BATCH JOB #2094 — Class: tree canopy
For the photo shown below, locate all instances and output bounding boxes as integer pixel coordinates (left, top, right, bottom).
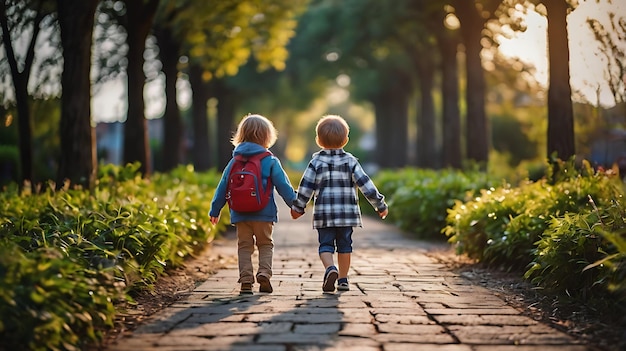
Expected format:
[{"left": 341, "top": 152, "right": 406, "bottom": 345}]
[{"left": 0, "top": 0, "right": 623, "bottom": 187}]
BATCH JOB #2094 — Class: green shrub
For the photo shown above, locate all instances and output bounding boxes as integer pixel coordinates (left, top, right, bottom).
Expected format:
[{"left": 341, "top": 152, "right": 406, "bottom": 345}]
[
  {"left": 374, "top": 168, "right": 496, "bottom": 239},
  {"left": 444, "top": 160, "right": 624, "bottom": 270},
  {"left": 526, "top": 197, "right": 626, "bottom": 300},
  {"left": 0, "top": 163, "right": 225, "bottom": 349},
  {"left": 0, "top": 241, "right": 121, "bottom": 351},
  {"left": 443, "top": 184, "right": 527, "bottom": 265},
  {"left": 444, "top": 158, "right": 626, "bottom": 302}
]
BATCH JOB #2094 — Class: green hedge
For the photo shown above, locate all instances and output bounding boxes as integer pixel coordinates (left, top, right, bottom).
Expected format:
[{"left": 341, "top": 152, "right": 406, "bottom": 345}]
[
  {"left": 0, "top": 163, "right": 226, "bottom": 350},
  {"left": 372, "top": 168, "right": 497, "bottom": 239},
  {"left": 375, "top": 161, "right": 625, "bottom": 302},
  {"left": 444, "top": 160, "right": 626, "bottom": 300}
]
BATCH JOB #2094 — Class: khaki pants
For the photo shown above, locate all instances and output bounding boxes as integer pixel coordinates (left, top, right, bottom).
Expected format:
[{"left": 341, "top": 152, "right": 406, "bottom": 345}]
[{"left": 235, "top": 221, "right": 274, "bottom": 284}]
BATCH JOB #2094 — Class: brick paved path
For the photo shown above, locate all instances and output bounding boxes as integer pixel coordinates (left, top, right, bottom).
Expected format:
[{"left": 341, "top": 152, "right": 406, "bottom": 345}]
[{"left": 106, "top": 208, "right": 596, "bottom": 351}]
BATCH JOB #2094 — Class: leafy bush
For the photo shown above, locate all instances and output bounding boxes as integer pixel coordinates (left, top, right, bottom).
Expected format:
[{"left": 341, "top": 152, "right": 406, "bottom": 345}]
[
  {"left": 0, "top": 163, "right": 225, "bottom": 350},
  {"left": 373, "top": 168, "right": 497, "bottom": 239},
  {"left": 526, "top": 197, "right": 626, "bottom": 300},
  {"left": 444, "top": 159, "right": 626, "bottom": 302},
  {"left": 444, "top": 160, "right": 624, "bottom": 270},
  {"left": 443, "top": 184, "right": 527, "bottom": 265},
  {"left": 0, "top": 241, "right": 121, "bottom": 351}
]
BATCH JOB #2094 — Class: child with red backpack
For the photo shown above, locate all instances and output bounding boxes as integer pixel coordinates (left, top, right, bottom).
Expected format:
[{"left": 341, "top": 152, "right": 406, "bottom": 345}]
[{"left": 210, "top": 114, "right": 296, "bottom": 295}]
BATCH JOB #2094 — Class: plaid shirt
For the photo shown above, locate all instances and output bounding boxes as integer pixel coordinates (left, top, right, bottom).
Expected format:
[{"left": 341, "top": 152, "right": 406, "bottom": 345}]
[{"left": 292, "top": 149, "right": 388, "bottom": 228}]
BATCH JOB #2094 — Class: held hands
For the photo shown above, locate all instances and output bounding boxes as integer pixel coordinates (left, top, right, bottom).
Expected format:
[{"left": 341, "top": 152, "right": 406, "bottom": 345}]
[
  {"left": 210, "top": 216, "right": 220, "bottom": 225},
  {"left": 378, "top": 208, "right": 389, "bottom": 220},
  {"left": 291, "top": 208, "right": 303, "bottom": 219}
]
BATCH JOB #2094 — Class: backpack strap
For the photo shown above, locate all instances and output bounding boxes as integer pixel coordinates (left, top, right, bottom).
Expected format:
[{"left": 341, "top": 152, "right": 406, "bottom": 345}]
[{"left": 258, "top": 151, "right": 273, "bottom": 194}]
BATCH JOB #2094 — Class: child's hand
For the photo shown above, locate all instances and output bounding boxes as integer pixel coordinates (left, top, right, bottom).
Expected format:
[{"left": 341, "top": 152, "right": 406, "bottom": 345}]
[
  {"left": 291, "top": 208, "right": 303, "bottom": 219},
  {"left": 378, "top": 208, "right": 388, "bottom": 220},
  {"left": 210, "top": 216, "right": 220, "bottom": 225}
]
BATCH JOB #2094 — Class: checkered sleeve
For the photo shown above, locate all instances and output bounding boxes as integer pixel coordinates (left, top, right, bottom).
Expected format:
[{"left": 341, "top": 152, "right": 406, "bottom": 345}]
[
  {"left": 292, "top": 160, "right": 318, "bottom": 213},
  {"left": 353, "top": 161, "right": 387, "bottom": 212}
]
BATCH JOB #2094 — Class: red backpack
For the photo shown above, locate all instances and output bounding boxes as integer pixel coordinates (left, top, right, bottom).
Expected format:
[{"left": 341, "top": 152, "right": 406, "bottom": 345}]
[{"left": 226, "top": 151, "right": 273, "bottom": 212}]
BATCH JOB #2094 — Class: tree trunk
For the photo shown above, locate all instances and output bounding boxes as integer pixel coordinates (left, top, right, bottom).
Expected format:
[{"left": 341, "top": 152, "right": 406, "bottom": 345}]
[
  {"left": 155, "top": 25, "right": 182, "bottom": 172},
  {"left": 214, "top": 79, "right": 237, "bottom": 169},
  {"left": 14, "top": 81, "right": 33, "bottom": 184},
  {"left": 0, "top": 2, "right": 45, "bottom": 186},
  {"left": 456, "top": 0, "right": 489, "bottom": 166},
  {"left": 372, "top": 72, "right": 410, "bottom": 169},
  {"left": 122, "top": 0, "right": 159, "bottom": 177},
  {"left": 56, "top": 0, "right": 98, "bottom": 188},
  {"left": 415, "top": 49, "right": 437, "bottom": 169},
  {"left": 437, "top": 26, "right": 462, "bottom": 169},
  {"left": 188, "top": 63, "right": 212, "bottom": 171},
  {"left": 544, "top": 0, "right": 575, "bottom": 161},
  {"left": 373, "top": 98, "right": 393, "bottom": 169}
]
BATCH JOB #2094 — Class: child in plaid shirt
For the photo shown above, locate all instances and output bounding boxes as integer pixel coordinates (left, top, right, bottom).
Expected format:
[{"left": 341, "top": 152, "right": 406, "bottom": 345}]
[{"left": 291, "top": 115, "right": 388, "bottom": 292}]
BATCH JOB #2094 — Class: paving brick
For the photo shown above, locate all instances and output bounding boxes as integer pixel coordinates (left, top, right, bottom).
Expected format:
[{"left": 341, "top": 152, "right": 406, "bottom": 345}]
[
  {"left": 374, "top": 313, "right": 433, "bottom": 324},
  {"left": 293, "top": 322, "right": 341, "bottom": 334},
  {"left": 374, "top": 332, "right": 457, "bottom": 344},
  {"left": 383, "top": 344, "right": 473, "bottom": 351},
  {"left": 433, "top": 314, "right": 539, "bottom": 326},
  {"left": 377, "top": 323, "right": 448, "bottom": 335},
  {"left": 473, "top": 345, "right": 593, "bottom": 351},
  {"left": 449, "top": 325, "right": 576, "bottom": 345},
  {"left": 256, "top": 333, "right": 333, "bottom": 344},
  {"left": 425, "top": 308, "right": 521, "bottom": 315},
  {"left": 339, "top": 323, "right": 377, "bottom": 336}
]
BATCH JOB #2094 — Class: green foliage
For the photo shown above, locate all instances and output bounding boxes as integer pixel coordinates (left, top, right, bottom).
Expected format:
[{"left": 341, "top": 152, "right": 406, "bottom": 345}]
[
  {"left": 0, "top": 163, "right": 225, "bottom": 350},
  {"left": 175, "top": 0, "right": 308, "bottom": 78},
  {"left": 526, "top": 197, "right": 626, "bottom": 300},
  {"left": 445, "top": 160, "right": 624, "bottom": 269},
  {"left": 444, "top": 158, "right": 626, "bottom": 302},
  {"left": 372, "top": 168, "right": 497, "bottom": 239},
  {"left": 0, "top": 241, "right": 120, "bottom": 351},
  {"left": 443, "top": 184, "right": 526, "bottom": 265}
]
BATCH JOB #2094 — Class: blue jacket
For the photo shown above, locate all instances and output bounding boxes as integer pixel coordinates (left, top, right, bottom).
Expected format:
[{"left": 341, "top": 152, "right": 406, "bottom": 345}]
[{"left": 210, "top": 142, "right": 296, "bottom": 223}]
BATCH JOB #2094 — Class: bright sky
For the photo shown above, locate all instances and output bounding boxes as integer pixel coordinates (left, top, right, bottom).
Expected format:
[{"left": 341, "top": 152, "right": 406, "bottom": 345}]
[
  {"left": 92, "top": 0, "right": 625, "bottom": 123},
  {"left": 497, "top": 0, "right": 625, "bottom": 107}
]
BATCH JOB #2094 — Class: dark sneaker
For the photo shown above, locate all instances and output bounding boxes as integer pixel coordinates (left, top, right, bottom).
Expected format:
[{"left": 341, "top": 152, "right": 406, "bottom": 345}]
[
  {"left": 337, "top": 278, "right": 349, "bottom": 291},
  {"left": 257, "top": 275, "right": 273, "bottom": 293},
  {"left": 322, "top": 266, "right": 338, "bottom": 292},
  {"left": 240, "top": 282, "right": 253, "bottom": 295}
]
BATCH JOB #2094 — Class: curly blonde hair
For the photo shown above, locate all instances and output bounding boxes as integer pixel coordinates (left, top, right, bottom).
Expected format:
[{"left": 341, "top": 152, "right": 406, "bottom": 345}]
[
  {"left": 231, "top": 114, "right": 278, "bottom": 148},
  {"left": 315, "top": 115, "right": 349, "bottom": 149}
]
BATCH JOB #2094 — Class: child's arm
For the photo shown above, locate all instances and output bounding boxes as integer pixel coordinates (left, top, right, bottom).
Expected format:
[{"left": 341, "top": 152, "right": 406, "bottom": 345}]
[
  {"left": 353, "top": 161, "right": 388, "bottom": 216},
  {"left": 209, "top": 159, "right": 234, "bottom": 221},
  {"left": 270, "top": 157, "right": 297, "bottom": 207},
  {"left": 291, "top": 162, "right": 317, "bottom": 215}
]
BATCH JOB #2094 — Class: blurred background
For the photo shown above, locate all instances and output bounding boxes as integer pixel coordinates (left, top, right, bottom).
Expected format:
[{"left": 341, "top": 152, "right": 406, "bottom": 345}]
[{"left": 0, "top": 0, "right": 624, "bottom": 187}]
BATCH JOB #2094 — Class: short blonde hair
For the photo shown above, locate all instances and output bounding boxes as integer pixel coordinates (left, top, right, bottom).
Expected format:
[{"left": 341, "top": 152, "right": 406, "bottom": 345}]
[
  {"left": 315, "top": 115, "right": 349, "bottom": 149},
  {"left": 231, "top": 114, "right": 278, "bottom": 148}
]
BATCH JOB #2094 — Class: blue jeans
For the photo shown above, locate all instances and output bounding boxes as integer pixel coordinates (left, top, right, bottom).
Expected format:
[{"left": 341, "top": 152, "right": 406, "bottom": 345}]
[{"left": 317, "top": 227, "right": 353, "bottom": 254}]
